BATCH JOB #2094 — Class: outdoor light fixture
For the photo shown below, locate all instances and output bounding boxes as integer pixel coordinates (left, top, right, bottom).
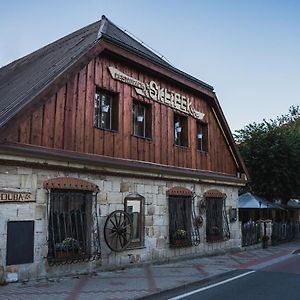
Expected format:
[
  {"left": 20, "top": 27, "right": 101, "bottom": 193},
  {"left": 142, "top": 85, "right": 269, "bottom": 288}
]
[
  {"left": 102, "top": 105, "right": 110, "bottom": 113},
  {"left": 197, "top": 133, "right": 203, "bottom": 139},
  {"left": 229, "top": 207, "right": 237, "bottom": 222},
  {"left": 137, "top": 115, "right": 144, "bottom": 122}
]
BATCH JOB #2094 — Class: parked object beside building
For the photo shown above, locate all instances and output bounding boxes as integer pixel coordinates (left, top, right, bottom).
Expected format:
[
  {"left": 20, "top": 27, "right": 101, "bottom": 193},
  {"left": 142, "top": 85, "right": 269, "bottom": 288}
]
[{"left": 0, "top": 16, "right": 248, "bottom": 282}]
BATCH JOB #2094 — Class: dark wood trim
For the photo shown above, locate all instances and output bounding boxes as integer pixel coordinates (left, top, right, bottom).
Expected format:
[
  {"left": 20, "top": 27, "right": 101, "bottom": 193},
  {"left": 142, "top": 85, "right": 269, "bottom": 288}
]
[
  {"left": 101, "top": 40, "right": 215, "bottom": 98},
  {"left": 211, "top": 94, "right": 250, "bottom": 179},
  {"left": 0, "top": 142, "right": 247, "bottom": 186},
  {"left": 124, "top": 195, "right": 145, "bottom": 248}
]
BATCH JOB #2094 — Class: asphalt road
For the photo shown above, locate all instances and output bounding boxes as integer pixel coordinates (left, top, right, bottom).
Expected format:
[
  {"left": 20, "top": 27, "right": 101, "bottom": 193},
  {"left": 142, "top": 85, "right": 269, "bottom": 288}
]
[{"left": 165, "top": 253, "right": 300, "bottom": 300}]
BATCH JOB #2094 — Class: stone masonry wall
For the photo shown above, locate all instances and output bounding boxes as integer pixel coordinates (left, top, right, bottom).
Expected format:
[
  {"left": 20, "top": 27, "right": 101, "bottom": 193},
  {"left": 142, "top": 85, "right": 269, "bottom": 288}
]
[{"left": 0, "top": 164, "right": 241, "bottom": 282}]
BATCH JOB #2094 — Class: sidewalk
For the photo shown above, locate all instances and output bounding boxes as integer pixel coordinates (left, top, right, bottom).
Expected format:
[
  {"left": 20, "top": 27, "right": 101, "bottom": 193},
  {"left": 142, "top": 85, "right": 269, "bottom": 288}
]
[{"left": 0, "top": 241, "right": 299, "bottom": 300}]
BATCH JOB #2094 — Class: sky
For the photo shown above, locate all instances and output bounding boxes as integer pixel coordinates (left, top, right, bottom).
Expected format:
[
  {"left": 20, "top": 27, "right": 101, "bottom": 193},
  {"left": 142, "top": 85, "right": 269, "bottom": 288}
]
[{"left": 1, "top": 0, "right": 299, "bottom": 132}]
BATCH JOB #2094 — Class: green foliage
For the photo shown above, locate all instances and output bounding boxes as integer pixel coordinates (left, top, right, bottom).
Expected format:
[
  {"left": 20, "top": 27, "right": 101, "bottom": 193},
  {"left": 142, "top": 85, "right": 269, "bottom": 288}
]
[{"left": 235, "top": 106, "right": 300, "bottom": 203}]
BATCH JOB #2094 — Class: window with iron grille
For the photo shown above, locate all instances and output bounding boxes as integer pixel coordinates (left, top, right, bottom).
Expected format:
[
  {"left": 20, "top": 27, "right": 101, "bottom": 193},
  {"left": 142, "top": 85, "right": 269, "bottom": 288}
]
[
  {"left": 168, "top": 196, "right": 193, "bottom": 247},
  {"left": 206, "top": 196, "right": 230, "bottom": 242},
  {"left": 94, "top": 88, "right": 118, "bottom": 131},
  {"left": 47, "top": 190, "right": 94, "bottom": 263},
  {"left": 174, "top": 113, "right": 188, "bottom": 147},
  {"left": 124, "top": 194, "right": 145, "bottom": 248},
  {"left": 132, "top": 100, "right": 152, "bottom": 138}
]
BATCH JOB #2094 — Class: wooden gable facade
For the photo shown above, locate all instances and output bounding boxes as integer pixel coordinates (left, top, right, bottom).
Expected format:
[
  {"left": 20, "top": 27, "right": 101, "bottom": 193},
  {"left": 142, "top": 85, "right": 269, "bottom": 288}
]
[
  {"left": 0, "top": 17, "right": 246, "bottom": 179},
  {"left": 2, "top": 52, "right": 240, "bottom": 177}
]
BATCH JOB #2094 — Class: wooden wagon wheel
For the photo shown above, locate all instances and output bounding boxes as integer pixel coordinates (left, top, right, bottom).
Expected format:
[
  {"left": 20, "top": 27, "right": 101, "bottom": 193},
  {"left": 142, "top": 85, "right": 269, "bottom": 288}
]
[{"left": 104, "top": 210, "right": 133, "bottom": 252}]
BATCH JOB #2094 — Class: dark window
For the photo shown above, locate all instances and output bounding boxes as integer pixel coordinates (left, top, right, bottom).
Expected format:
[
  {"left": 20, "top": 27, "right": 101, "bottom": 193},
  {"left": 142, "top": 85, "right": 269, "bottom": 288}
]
[
  {"left": 94, "top": 89, "right": 118, "bottom": 131},
  {"left": 174, "top": 113, "right": 188, "bottom": 147},
  {"left": 206, "top": 196, "right": 230, "bottom": 242},
  {"left": 168, "top": 196, "right": 192, "bottom": 247},
  {"left": 196, "top": 121, "right": 208, "bottom": 152},
  {"left": 6, "top": 221, "right": 34, "bottom": 265},
  {"left": 47, "top": 190, "right": 93, "bottom": 263},
  {"left": 124, "top": 195, "right": 145, "bottom": 248},
  {"left": 133, "top": 101, "right": 152, "bottom": 138}
]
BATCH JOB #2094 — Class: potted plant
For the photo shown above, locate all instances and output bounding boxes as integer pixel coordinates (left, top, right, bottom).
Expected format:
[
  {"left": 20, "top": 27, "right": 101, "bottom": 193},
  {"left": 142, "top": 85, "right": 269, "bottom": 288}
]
[
  {"left": 262, "top": 235, "right": 269, "bottom": 248},
  {"left": 172, "top": 229, "right": 187, "bottom": 247},
  {"left": 55, "top": 237, "right": 80, "bottom": 257}
]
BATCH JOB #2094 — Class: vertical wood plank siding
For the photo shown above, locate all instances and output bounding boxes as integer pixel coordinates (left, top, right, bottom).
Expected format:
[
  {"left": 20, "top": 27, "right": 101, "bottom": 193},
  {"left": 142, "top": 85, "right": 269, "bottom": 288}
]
[{"left": 6, "top": 54, "right": 237, "bottom": 176}]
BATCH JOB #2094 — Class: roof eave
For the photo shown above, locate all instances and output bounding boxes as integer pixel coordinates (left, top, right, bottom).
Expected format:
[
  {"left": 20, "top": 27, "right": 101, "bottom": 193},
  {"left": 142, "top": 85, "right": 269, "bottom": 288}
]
[
  {"left": 100, "top": 34, "right": 214, "bottom": 92},
  {"left": 0, "top": 142, "right": 247, "bottom": 187}
]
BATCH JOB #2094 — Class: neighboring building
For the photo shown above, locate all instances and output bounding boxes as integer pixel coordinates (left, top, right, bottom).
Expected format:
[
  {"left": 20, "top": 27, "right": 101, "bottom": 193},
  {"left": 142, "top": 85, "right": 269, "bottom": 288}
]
[
  {"left": 0, "top": 16, "right": 247, "bottom": 282},
  {"left": 239, "top": 192, "right": 300, "bottom": 247}
]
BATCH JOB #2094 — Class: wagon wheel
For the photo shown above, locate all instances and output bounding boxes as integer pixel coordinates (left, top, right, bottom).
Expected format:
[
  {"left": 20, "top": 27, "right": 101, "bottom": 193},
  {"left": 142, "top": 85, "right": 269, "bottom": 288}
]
[{"left": 104, "top": 210, "right": 133, "bottom": 252}]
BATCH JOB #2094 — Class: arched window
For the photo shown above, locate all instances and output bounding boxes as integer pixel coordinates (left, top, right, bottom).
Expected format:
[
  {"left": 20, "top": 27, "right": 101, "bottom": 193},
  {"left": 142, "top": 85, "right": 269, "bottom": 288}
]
[
  {"left": 167, "top": 187, "right": 193, "bottom": 248},
  {"left": 124, "top": 194, "right": 145, "bottom": 248},
  {"left": 205, "top": 189, "right": 230, "bottom": 242},
  {"left": 44, "top": 177, "right": 100, "bottom": 264}
]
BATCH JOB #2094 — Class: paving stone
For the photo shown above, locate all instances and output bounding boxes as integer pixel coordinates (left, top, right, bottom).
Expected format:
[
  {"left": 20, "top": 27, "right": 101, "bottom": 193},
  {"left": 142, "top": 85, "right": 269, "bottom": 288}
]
[{"left": 0, "top": 241, "right": 299, "bottom": 300}]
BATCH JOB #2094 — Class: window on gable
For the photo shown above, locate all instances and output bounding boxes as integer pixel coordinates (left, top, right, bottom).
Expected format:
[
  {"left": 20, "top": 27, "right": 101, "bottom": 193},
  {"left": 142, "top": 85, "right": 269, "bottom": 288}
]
[
  {"left": 94, "top": 89, "right": 118, "bottom": 131},
  {"left": 133, "top": 101, "right": 152, "bottom": 138},
  {"left": 124, "top": 194, "right": 145, "bottom": 248},
  {"left": 174, "top": 113, "right": 188, "bottom": 147},
  {"left": 196, "top": 121, "right": 208, "bottom": 152}
]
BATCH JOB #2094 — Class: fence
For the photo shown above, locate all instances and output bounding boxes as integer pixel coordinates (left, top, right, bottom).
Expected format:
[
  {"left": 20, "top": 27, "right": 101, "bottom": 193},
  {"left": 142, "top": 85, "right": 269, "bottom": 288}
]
[
  {"left": 241, "top": 221, "right": 262, "bottom": 247},
  {"left": 271, "top": 222, "right": 300, "bottom": 242},
  {"left": 242, "top": 221, "right": 300, "bottom": 247}
]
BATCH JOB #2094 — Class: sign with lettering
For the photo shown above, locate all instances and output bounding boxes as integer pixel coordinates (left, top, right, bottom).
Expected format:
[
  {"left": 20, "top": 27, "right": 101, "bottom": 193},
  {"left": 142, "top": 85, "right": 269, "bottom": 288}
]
[
  {"left": 0, "top": 192, "right": 33, "bottom": 203},
  {"left": 108, "top": 66, "right": 205, "bottom": 120}
]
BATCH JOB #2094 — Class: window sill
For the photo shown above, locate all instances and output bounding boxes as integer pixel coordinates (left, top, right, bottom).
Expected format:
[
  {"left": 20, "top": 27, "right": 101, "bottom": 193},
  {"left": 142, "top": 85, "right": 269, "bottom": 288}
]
[
  {"left": 197, "top": 150, "right": 208, "bottom": 155},
  {"left": 174, "top": 144, "right": 189, "bottom": 149},
  {"left": 94, "top": 126, "right": 118, "bottom": 133},
  {"left": 169, "top": 241, "right": 193, "bottom": 248},
  {"left": 206, "top": 237, "right": 229, "bottom": 243},
  {"left": 126, "top": 245, "right": 145, "bottom": 250},
  {"left": 133, "top": 135, "right": 152, "bottom": 141}
]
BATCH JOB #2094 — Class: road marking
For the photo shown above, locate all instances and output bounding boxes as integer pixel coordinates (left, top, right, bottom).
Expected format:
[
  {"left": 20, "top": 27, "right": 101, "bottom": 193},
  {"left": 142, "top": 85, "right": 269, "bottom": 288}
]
[{"left": 168, "top": 271, "right": 256, "bottom": 300}]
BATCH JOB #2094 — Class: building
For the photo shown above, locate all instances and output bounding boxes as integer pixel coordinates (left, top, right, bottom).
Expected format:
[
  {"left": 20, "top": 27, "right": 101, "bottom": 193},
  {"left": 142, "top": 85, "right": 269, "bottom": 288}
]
[{"left": 0, "top": 16, "right": 248, "bottom": 282}]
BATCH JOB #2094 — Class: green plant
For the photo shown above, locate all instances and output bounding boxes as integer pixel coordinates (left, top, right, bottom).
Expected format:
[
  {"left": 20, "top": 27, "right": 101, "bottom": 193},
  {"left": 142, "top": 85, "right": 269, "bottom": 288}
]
[
  {"left": 55, "top": 237, "right": 79, "bottom": 251},
  {"left": 173, "top": 229, "right": 187, "bottom": 239}
]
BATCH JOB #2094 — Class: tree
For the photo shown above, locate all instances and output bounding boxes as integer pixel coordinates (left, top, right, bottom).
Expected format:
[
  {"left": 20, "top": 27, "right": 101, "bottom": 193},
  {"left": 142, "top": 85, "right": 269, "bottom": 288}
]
[{"left": 235, "top": 106, "right": 300, "bottom": 204}]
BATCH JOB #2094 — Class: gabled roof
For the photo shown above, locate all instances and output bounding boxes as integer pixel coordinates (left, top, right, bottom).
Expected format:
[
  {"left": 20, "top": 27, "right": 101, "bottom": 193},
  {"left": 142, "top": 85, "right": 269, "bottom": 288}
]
[{"left": 0, "top": 15, "right": 213, "bottom": 128}]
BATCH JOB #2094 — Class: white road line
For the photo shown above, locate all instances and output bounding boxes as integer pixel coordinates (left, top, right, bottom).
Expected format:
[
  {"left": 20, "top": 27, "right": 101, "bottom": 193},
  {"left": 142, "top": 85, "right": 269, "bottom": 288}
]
[{"left": 168, "top": 270, "right": 256, "bottom": 300}]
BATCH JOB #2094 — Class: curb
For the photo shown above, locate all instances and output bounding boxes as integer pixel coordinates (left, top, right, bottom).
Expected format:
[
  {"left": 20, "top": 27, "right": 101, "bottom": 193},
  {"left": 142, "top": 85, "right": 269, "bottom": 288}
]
[{"left": 137, "top": 269, "right": 241, "bottom": 299}]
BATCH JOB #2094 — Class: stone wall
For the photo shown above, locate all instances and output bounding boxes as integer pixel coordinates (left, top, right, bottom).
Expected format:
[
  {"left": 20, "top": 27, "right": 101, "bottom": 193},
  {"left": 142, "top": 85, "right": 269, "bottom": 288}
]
[{"left": 0, "top": 164, "right": 241, "bottom": 282}]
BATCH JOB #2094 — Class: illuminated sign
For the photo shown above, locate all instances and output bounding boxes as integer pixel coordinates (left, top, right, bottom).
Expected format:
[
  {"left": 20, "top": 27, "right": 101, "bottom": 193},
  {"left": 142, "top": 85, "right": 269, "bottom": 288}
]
[{"left": 108, "top": 66, "right": 205, "bottom": 120}]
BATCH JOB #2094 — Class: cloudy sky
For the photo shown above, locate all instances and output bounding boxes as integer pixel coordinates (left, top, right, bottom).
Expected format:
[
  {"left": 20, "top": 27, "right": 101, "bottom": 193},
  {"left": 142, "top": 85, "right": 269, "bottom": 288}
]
[{"left": 1, "top": 0, "right": 299, "bottom": 131}]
